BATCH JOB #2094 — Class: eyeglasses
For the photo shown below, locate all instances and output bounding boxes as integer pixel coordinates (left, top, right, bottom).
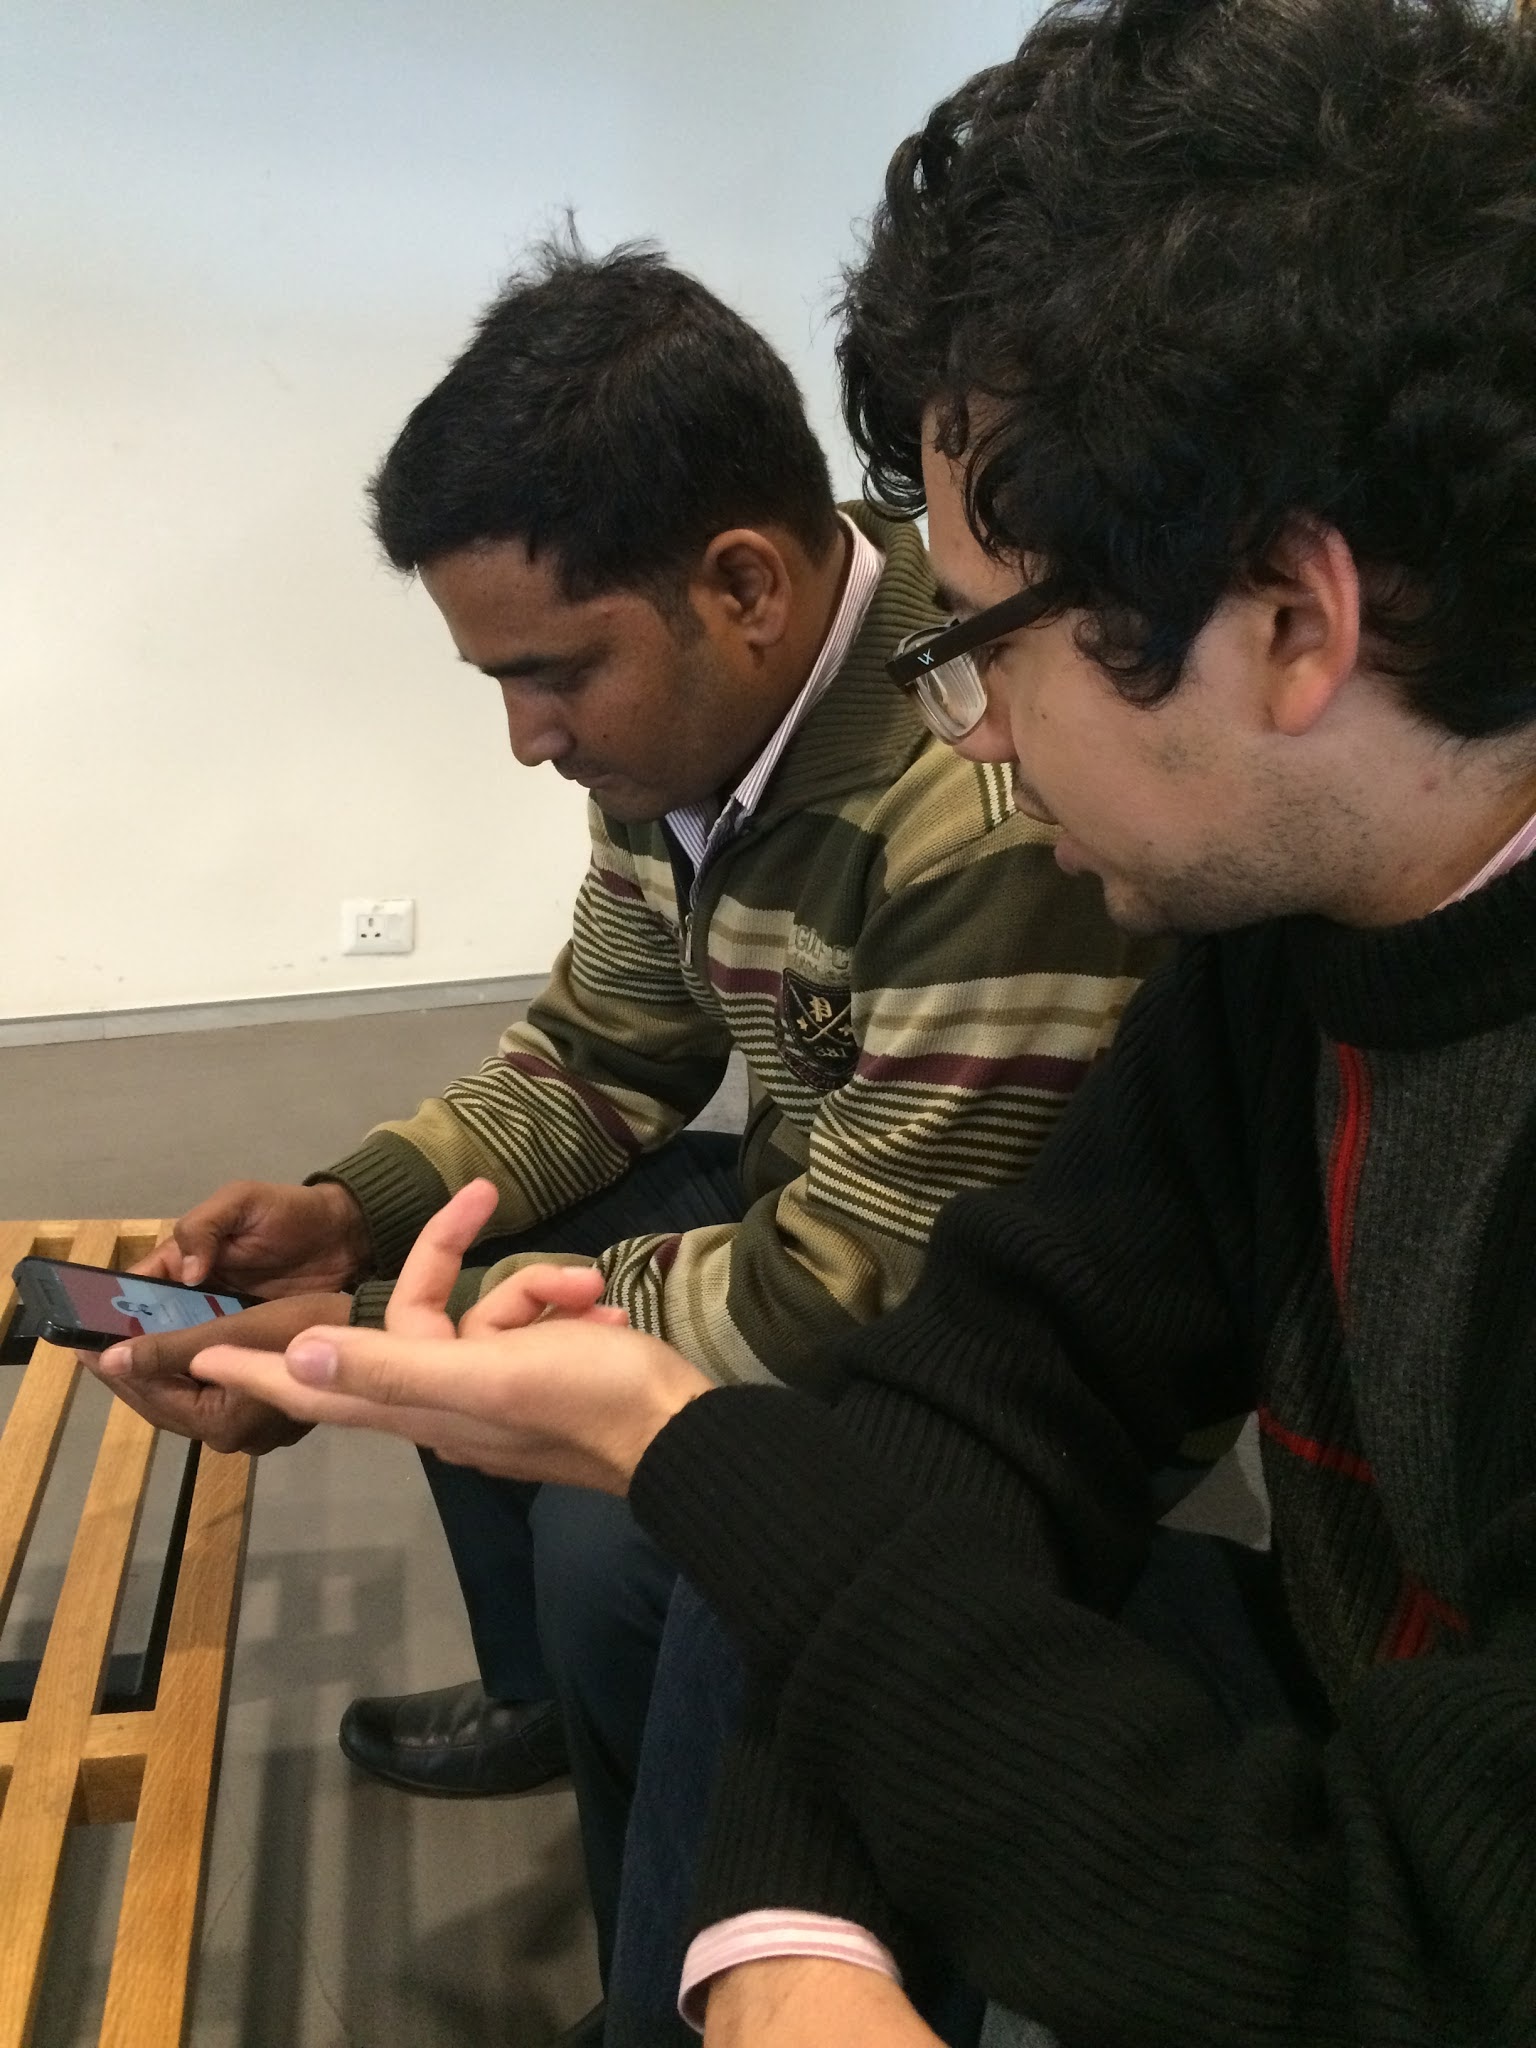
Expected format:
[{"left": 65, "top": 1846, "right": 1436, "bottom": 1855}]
[{"left": 887, "top": 586, "right": 1045, "bottom": 741}]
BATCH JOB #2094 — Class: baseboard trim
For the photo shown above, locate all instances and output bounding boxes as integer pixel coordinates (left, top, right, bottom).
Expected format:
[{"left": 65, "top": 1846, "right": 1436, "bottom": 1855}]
[{"left": 0, "top": 975, "right": 547, "bottom": 1049}]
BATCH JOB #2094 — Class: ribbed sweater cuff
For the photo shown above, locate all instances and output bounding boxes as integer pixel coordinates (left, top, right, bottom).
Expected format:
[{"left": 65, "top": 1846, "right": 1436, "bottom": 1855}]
[
  {"left": 349, "top": 1280, "right": 394, "bottom": 1329},
  {"left": 309, "top": 1134, "right": 450, "bottom": 1279},
  {"left": 350, "top": 1267, "right": 488, "bottom": 1331},
  {"left": 631, "top": 1386, "right": 910, "bottom": 1680},
  {"left": 692, "top": 1722, "right": 900, "bottom": 1949}
]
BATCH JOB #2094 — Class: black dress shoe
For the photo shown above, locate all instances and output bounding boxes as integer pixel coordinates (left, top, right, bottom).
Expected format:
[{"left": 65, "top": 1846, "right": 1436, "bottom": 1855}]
[
  {"left": 338, "top": 1679, "right": 569, "bottom": 1796},
  {"left": 551, "top": 2002, "right": 605, "bottom": 2047}
]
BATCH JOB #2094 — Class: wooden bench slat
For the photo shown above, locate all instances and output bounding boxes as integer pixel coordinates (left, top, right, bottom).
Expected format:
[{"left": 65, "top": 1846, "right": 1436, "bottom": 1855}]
[
  {"left": 0, "top": 1218, "right": 255, "bottom": 2045},
  {"left": 0, "top": 1221, "right": 36, "bottom": 1340},
  {"left": 16, "top": 1224, "right": 166, "bottom": 1240},
  {"left": 100, "top": 1448, "right": 254, "bottom": 2048},
  {"left": 0, "top": 1220, "right": 120, "bottom": 1638},
  {"left": 0, "top": 1709, "right": 152, "bottom": 1773},
  {"left": 0, "top": 1389, "right": 158, "bottom": 2048},
  {"left": 20, "top": 1224, "right": 168, "bottom": 1268},
  {"left": 0, "top": 1714, "right": 153, "bottom": 1828}
]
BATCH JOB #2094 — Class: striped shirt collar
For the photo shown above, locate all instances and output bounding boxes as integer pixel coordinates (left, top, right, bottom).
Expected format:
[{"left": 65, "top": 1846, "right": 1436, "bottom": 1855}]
[{"left": 665, "top": 513, "right": 884, "bottom": 894}]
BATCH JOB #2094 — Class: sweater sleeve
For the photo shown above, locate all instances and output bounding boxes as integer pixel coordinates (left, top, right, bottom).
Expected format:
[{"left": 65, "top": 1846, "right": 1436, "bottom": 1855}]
[
  {"left": 316, "top": 817, "right": 733, "bottom": 1281},
  {"left": 630, "top": 945, "right": 1536, "bottom": 2045},
  {"left": 487, "top": 811, "right": 1156, "bottom": 1389}
]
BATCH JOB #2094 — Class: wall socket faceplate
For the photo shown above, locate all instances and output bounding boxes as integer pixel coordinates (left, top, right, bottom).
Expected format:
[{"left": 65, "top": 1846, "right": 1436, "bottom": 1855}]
[{"left": 341, "top": 898, "right": 415, "bottom": 955}]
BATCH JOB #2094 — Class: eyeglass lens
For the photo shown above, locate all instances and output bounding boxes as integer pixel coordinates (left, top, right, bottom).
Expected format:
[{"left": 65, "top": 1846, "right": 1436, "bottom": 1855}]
[{"left": 915, "top": 652, "right": 988, "bottom": 740}]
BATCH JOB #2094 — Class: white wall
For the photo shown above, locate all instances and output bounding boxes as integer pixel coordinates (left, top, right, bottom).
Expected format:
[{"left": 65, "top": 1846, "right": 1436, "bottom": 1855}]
[{"left": 1, "top": 0, "right": 1032, "bottom": 1021}]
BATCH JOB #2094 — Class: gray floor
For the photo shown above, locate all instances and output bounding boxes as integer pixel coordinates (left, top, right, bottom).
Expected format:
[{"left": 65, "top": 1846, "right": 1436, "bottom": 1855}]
[{"left": 1, "top": 1003, "right": 747, "bottom": 2048}]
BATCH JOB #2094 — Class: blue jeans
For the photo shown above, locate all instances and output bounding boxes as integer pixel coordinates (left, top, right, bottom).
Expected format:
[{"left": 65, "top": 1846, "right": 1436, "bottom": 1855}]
[
  {"left": 607, "top": 1526, "right": 1301, "bottom": 2047},
  {"left": 418, "top": 1131, "right": 743, "bottom": 1981},
  {"left": 605, "top": 1585, "right": 744, "bottom": 2047},
  {"left": 605, "top": 1583, "right": 986, "bottom": 2048}
]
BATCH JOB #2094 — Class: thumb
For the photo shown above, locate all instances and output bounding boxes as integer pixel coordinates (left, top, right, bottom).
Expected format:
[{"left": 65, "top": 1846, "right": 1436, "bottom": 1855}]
[
  {"left": 283, "top": 1323, "right": 502, "bottom": 1415},
  {"left": 173, "top": 1219, "right": 223, "bottom": 1287},
  {"left": 96, "top": 1330, "right": 177, "bottom": 1382}
]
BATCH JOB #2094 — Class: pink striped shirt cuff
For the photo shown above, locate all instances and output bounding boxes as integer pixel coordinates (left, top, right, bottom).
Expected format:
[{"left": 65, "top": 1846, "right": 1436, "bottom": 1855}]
[{"left": 678, "top": 1912, "right": 901, "bottom": 2031}]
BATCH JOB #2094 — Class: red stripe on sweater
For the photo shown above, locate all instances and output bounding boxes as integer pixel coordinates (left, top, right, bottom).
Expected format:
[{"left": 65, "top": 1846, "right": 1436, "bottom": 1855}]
[
  {"left": 1377, "top": 1575, "right": 1470, "bottom": 1661},
  {"left": 1327, "top": 1044, "right": 1371, "bottom": 1298},
  {"left": 854, "top": 1048, "right": 1091, "bottom": 1094},
  {"left": 593, "top": 865, "right": 647, "bottom": 901},
  {"left": 706, "top": 961, "right": 783, "bottom": 999},
  {"left": 653, "top": 1235, "right": 683, "bottom": 1277},
  {"left": 1257, "top": 1405, "right": 1376, "bottom": 1486}
]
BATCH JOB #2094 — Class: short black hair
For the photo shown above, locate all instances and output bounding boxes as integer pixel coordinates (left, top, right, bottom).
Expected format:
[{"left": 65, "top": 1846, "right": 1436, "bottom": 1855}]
[
  {"left": 840, "top": 0, "right": 1536, "bottom": 739},
  {"left": 371, "top": 238, "right": 839, "bottom": 596}
]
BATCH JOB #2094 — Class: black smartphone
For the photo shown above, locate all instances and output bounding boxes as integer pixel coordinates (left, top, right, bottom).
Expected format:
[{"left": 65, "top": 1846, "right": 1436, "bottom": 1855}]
[{"left": 10, "top": 1256, "right": 260, "bottom": 1352}]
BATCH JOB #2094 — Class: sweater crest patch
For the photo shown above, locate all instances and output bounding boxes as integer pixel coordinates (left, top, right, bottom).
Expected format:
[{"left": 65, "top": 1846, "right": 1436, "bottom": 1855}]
[{"left": 778, "top": 959, "right": 857, "bottom": 1091}]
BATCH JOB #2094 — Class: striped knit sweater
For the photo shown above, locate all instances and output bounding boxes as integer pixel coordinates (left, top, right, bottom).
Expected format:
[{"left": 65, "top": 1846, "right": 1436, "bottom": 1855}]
[
  {"left": 633, "top": 856, "right": 1536, "bottom": 2044},
  {"left": 322, "top": 505, "right": 1159, "bottom": 1383}
]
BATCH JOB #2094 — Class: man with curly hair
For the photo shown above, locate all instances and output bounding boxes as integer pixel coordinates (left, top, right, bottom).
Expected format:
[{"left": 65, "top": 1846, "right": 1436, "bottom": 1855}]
[{"left": 194, "top": 0, "right": 1536, "bottom": 2040}]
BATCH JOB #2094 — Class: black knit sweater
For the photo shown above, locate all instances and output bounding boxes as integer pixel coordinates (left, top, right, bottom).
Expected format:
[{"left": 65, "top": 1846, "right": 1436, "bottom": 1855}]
[{"left": 631, "top": 857, "right": 1536, "bottom": 2046}]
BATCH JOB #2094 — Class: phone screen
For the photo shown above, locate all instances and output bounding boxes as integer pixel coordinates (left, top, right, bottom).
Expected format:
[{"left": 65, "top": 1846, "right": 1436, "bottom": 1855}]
[{"left": 20, "top": 1261, "right": 252, "bottom": 1343}]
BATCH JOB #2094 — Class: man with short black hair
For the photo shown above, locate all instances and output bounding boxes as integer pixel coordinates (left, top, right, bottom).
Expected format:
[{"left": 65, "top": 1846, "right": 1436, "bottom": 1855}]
[
  {"left": 190, "top": 2, "right": 1536, "bottom": 2039},
  {"left": 92, "top": 240, "right": 1155, "bottom": 2010}
]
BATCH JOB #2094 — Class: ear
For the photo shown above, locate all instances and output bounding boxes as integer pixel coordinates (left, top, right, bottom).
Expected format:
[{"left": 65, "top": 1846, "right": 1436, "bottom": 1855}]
[
  {"left": 691, "top": 529, "right": 793, "bottom": 651},
  {"left": 1262, "top": 525, "right": 1362, "bottom": 738}
]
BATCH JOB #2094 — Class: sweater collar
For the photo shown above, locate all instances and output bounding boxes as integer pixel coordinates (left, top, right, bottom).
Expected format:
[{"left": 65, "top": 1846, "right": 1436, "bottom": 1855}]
[{"left": 1284, "top": 853, "right": 1536, "bottom": 1049}]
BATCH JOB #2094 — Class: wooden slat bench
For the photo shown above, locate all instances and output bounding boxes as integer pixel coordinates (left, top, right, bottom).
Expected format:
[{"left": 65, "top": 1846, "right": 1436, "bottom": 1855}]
[{"left": 0, "top": 1219, "right": 255, "bottom": 2048}]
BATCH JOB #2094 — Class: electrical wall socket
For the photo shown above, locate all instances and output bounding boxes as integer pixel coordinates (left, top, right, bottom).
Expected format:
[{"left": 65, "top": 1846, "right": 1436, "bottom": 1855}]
[{"left": 341, "top": 898, "right": 415, "bottom": 955}]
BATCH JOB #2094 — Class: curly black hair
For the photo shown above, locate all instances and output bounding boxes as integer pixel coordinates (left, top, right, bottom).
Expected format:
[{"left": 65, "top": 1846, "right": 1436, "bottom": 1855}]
[{"left": 839, "top": 0, "right": 1536, "bottom": 736}]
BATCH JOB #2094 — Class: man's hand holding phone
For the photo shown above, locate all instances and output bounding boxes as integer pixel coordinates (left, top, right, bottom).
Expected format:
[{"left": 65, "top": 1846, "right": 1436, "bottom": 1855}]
[
  {"left": 79, "top": 1176, "right": 369, "bottom": 1456},
  {"left": 134, "top": 1178, "right": 372, "bottom": 1296},
  {"left": 91, "top": 1289, "right": 353, "bottom": 1454}
]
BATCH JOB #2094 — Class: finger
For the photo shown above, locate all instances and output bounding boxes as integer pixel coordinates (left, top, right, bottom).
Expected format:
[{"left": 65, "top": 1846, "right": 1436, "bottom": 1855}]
[
  {"left": 200, "top": 1320, "right": 556, "bottom": 1421},
  {"left": 128, "top": 1238, "right": 187, "bottom": 1282},
  {"left": 387, "top": 1180, "right": 501, "bottom": 1338},
  {"left": 92, "top": 1359, "right": 301, "bottom": 1455},
  {"left": 189, "top": 1340, "right": 478, "bottom": 1440},
  {"left": 96, "top": 1293, "right": 346, "bottom": 1381},
  {"left": 87, "top": 1358, "right": 220, "bottom": 1435},
  {"left": 534, "top": 1301, "right": 630, "bottom": 1325},
  {"left": 172, "top": 1220, "right": 224, "bottom": 1288},
  {"left": 462, "top": 1261, "right": 606, "bottom": 1337},
  {"left": 172, "top": 1185, "right": 258, "bottom": 1286},
  {"left": 97, "top": 1324, "right": 221, "bottom": 1382}
]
